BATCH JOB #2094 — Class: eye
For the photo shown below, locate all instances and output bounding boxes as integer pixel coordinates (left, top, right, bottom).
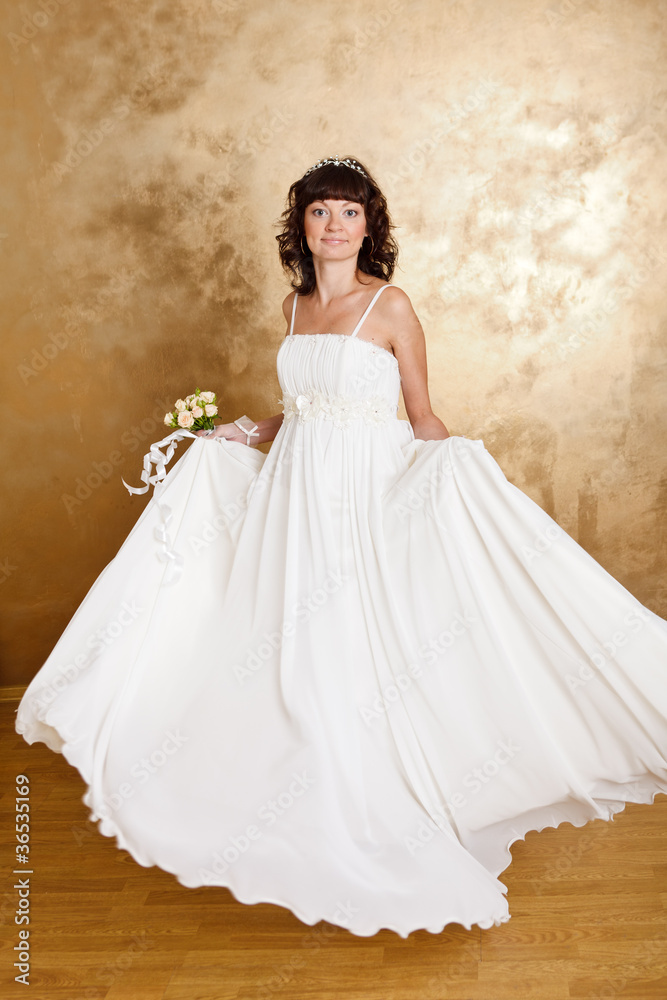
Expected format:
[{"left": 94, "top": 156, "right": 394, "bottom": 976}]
[
  {"left": 312, "top": 208, "right": 326, "bottom": 216},
  {"left": 344, "top": 209, "right": 358, "bottom": 216}
]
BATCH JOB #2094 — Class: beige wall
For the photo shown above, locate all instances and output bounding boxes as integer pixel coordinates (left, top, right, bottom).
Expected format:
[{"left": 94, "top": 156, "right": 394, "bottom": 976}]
[{"left": 2, "top": 0, "right": 666, "bottom": 685}]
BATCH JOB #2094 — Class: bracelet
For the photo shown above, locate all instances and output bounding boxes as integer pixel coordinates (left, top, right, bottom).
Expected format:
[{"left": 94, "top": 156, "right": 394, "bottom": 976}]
[{"left": 233, "top": 414, "right": 260, "bottom": 447}]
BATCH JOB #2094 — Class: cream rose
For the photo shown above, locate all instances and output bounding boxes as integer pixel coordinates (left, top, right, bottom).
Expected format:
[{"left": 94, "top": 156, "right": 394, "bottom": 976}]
[
  {"left": 177, "top": 410, "right": 195, "bottom": 428},
  {"left": 200, "top": 391, "right": 215, "bottom": 403},
  {"left": 164, "top": 413, "right": 173, "bottom": 426},
  {"left": 191, "top": 405, "right": 204, "bottom": 419},
  {"left": 204, "top": 404, "right": 217, "bottom": 417},
  {"left": 174, "top": 399, "right": 187, "bottom": 412}
]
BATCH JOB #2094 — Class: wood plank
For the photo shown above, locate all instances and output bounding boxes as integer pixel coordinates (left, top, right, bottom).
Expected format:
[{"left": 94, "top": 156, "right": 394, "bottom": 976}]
[{"left": 3, "top": 701, "right": 666, "bottom": 1000}]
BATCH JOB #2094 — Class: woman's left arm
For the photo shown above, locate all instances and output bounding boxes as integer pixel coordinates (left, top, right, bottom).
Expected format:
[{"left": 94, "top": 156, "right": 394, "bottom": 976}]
[{"left": 384, "top": 287, "right": 450, "bottom": 441}]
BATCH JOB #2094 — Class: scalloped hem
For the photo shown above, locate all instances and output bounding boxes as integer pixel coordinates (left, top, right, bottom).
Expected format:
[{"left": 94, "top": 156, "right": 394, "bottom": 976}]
[
  {"left": 481, "top": 788, "right": 667, "bottom": 881},
  {"left": 16, "top": 709, "right": 666, "bottom": 939}
]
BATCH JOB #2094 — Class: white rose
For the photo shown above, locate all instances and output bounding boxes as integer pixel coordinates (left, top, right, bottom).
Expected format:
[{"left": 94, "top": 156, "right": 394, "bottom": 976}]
[
  {"left": 174, "top": 399, "right": 187, "bottom": 412},
  {"left": 177, "top": 410, "right": 195, "bottom": 428},
  {"left": 164, "top": 412, "right": 174, "bottom": 426},
  {"left": 191, "top": 405, "right": 204, "bottom": 419},
  {"left": 204, "top": 404, "right": 217, "bottom": 417},
  {"left": 185, "top": 394, "right": 195, "bottom": 405},
  {"left": 200, "top": 391, "right": 215, "bottom": 403}
]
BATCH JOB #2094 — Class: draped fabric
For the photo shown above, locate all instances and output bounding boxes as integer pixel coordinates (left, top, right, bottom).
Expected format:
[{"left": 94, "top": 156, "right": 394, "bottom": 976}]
[{"left": 16, "top": 285, "right": 667, "bottom": 936}]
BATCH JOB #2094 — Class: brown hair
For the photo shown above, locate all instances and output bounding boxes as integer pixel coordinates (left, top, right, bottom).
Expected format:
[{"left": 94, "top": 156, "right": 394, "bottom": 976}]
[{"left": 275, "top": 156, "right": 399, "bottom": 295}]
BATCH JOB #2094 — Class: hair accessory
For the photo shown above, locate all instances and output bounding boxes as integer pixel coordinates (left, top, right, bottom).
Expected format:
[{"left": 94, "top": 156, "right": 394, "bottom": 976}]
[
  {"left": 303, "top": 154, "right": 368, "bottom": 179},
  {"left": 233, "top": 415, "right": 260, "bottom": 447}
]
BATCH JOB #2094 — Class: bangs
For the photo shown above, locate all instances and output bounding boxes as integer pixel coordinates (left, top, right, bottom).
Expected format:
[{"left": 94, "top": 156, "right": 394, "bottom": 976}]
[
  {"left": 277, "top": 154, "right": 398, "bottom": 293},
  {"left": 301, "top": 164, "right": 368, "bottom": 207}
]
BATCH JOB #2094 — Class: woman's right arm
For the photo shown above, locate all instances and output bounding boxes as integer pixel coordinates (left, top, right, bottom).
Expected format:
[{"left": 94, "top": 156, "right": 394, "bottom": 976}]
[{"left": 195, "top": 412, "right": 284, "bottom": 445}]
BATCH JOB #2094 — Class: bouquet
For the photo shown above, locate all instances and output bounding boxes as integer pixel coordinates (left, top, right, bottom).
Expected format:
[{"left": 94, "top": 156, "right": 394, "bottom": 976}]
[
  {"left": 123, "top": 387, "right": 221, "bottom": 507},
  {"left": 163, "top": 388, "right": 219, "bottom": 432}
]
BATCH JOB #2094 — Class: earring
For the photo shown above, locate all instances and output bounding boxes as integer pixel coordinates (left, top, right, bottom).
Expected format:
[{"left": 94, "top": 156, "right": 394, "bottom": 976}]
[
  {"left": 301, "top": 235, "right": 310, "bottom": 255},
  {"left": 363, "top": 234, "right": 375, "bottom": 257}
]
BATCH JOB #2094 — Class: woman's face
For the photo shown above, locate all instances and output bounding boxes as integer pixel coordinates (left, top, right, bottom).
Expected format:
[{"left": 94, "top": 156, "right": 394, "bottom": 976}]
[{"left": 302, "top": 199, "right": 367, "bottom": 260}]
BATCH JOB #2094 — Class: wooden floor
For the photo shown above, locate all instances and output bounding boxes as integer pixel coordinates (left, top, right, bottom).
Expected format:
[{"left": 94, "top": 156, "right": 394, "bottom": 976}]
[{"left": 1, "top": 700, "right": 666, "bottom": 1000}]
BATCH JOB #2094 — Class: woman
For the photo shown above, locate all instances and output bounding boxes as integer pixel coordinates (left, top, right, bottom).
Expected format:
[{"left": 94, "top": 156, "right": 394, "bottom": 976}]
[
  {"left": 16, "top": 154, "right": 667, "bottom": 938},
  {"left": 201, "top": 153, "right": 448, "bottom": 452}
]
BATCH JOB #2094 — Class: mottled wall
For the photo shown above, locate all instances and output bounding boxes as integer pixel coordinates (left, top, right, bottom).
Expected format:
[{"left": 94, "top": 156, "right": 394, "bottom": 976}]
[{"left": 2, "top": 0, "right": 666, "bottom": 685}]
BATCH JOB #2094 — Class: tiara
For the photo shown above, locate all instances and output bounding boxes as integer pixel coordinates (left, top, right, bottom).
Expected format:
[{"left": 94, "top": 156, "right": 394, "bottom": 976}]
[{"left": 303, "top": 154, "right": 368, "bottom": 178}]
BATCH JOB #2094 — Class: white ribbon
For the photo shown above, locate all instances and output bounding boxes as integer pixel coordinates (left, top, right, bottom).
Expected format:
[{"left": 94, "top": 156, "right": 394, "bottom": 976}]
[
  {"left": 121, "top": 429, "right": 199, "bottom": 496},
  {"left": 122, "top": 428, "right": 201, "bottom": 586},
  {"left": 152, "top": 494, "right": 184, "bottom": 586}
]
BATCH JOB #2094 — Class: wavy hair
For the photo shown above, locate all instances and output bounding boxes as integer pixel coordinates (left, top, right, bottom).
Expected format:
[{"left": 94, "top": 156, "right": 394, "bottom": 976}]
[{"left": 275, "top": 156, "right": 399, "bottom": 294}]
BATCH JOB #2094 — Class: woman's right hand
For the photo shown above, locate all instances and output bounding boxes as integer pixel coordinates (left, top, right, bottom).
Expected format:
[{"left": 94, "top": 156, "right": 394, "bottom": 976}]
[{"left": 194, "top": 422, "right": 244, "bottom": 443}]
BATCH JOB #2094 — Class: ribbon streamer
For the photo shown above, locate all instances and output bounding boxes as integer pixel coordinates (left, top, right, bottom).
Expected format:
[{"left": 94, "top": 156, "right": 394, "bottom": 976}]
[
  {"left": 121, "top": 429, "right": 199, "bottom": 496},
  {"left": 153, "top": 494, "right": 184, "bottom": 586},
  {"left": 122, "top": 428, "right": 201, "bottom": 586}
]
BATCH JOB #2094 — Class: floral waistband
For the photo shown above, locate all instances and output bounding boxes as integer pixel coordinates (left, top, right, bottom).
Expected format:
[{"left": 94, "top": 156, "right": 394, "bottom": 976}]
[{"left": 279, "top": 391, "right": 398, "bottom": 427}]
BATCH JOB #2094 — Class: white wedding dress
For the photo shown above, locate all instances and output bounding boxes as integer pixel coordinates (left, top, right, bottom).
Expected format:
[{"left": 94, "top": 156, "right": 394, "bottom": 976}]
[{"left": 16, "top": 284, "right": 667, "bottom": 937}]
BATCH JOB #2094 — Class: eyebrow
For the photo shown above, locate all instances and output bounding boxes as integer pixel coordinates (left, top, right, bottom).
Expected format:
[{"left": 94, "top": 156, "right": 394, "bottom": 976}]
[{"left": 311, "top": 200, "right": 362, "bottom": 207}]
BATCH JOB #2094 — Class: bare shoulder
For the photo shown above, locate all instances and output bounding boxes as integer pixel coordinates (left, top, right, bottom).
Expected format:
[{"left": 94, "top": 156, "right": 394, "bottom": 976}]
[
  {"left": 378, "top": 284, "right": 424, "bottom": 347},
  {"left": 379, "top": 284, "right": 416, "bottom": 316},
  {"left": 281, "top": 289, "right": 297, "bottom": 326}
]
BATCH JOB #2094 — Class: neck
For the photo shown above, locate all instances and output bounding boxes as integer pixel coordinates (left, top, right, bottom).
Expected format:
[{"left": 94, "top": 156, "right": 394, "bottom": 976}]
[{"left": 309, "top": 258, "right": 369, "bottom": 306}]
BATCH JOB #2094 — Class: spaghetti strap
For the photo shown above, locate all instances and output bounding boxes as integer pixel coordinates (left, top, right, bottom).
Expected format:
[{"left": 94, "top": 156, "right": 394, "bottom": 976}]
[
  {"left": 350, "top": 284, "right": 390, "bottom": 339},
  {"left": 288, "top": 292, "right": 298, "bottom": 336}
]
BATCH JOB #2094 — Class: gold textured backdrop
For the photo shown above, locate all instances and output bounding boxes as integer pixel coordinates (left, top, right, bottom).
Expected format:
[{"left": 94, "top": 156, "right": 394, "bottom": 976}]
[{"left": 2, "top": 0, "right": 666, "bottom": 685}]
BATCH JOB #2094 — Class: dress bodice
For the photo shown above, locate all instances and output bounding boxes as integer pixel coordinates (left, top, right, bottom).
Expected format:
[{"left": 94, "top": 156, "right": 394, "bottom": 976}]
[{"left": 277, "top": 285, "right": 401, "bottom": 427}]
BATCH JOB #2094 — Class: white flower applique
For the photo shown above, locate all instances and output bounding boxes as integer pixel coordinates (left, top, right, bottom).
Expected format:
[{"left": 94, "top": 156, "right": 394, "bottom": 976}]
[{"left": 279, "top": 392, "right": 395, "bottom": 427}]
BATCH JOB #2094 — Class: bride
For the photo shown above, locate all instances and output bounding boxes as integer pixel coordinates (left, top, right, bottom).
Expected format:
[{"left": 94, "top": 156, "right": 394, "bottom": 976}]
[
  {"left": 196, "top": 152, "right": 449, "bottom": 449},
  {"left": 16, "top": 153, "right": 667, "bottom": 938}
]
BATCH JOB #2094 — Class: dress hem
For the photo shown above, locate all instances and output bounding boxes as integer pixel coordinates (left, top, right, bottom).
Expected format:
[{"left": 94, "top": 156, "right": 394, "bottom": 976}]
[{"left": 15, "top": 711, "right": 666, "bottom": 939}]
